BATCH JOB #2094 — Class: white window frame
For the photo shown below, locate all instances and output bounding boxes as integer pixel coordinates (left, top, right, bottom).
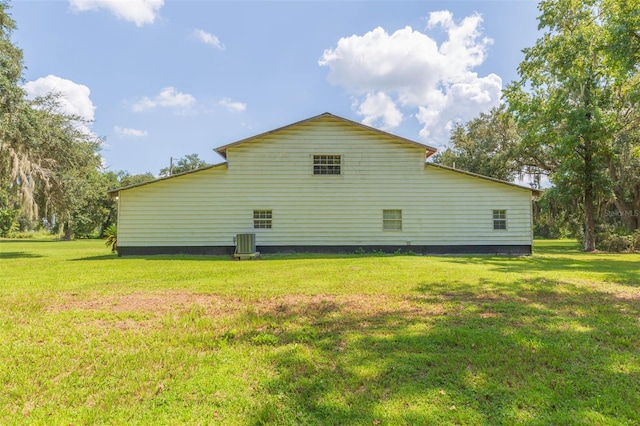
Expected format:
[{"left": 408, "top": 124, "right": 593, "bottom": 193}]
[
  {"left": 493, "top": 209, "right": 507, "bottom": 231},
  {"left": 253, "top": 210, "right": 272, "bottom": 229},
  {"left": 383, "top": 209, "right": 402, "bottom": 231},
  {"left": 313, "top": 155, "right": 341, "bottom": 175}
]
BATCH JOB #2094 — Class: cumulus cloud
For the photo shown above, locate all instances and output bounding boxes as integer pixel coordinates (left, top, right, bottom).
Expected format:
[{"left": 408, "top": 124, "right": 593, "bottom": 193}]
[
  {"left": 132, "top": 87, "right": 196, "bottom": 112},
  {"left": 218, "top": 98, "right": 246, "bottom": 112},
  {"left": 319, "top": 11, "right": 501, "bottom": 145},
  {"left": 69, "top": 0, "right": 164, "bottom": 26},
  {"left": 114, "top": 126, "right": 148, "bottom": 137},
  {"left": 358, "top": 92, "right": 402, "bottom": 130},
  {"left": 22, "top": 75, "right": 97, "bottom": 135},
  {"left": 193, "top": 29, "right": 225, "bottom": 50}
]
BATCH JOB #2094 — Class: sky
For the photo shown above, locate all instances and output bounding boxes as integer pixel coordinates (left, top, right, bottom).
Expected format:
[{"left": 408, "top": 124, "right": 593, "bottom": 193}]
[{"left": 9, "top": 0, "right": 542, "bottom": 175}]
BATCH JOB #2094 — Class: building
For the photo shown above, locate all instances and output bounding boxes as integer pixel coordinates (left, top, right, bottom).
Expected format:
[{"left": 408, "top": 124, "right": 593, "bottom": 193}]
[{"left": 108, "top": 113, "right": 537, "bottom": 256}]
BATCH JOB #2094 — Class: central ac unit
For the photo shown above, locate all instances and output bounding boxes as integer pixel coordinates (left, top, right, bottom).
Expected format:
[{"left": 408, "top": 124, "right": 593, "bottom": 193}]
[{"left": 235, "top": 233, "right": 256, "bottom": 255}]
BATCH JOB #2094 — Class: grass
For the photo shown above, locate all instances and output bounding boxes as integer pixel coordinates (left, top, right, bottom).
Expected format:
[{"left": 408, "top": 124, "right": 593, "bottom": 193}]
[{"left": 0, "top": 239, "right": 638, "bottom": 425}]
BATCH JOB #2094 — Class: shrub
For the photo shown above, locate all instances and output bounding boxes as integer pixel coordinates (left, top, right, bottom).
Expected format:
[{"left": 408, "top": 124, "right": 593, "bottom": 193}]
[
  {"left": 633, "top": 230, "right": 640, "bottom": 252},
  {"left": 7, "top": 230, "right": 56, "bottom": 240},
  {"left": 588, "top": 225, "right": 638, "bottom": 252},
  {"left": 0, "top": 208, "right": 19, "bottom": 237},
  {"left": 103, "top": 225, "right": 118, "bottom": 253},
  {"left": 598, "top": 233, "right": 633, "bottom": 252}
]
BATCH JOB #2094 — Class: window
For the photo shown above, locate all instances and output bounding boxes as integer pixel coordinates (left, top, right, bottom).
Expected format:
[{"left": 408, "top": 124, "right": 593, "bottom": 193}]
[
  {"left": 313, "top": 155, "right": 341, "bottom": 175},
  {"left": 253, "top": 210, "right": 272, "bottom": 229},
  {"left": 493, "top": 210, "right": 507, "bottom": 230},
  {"left": 383, "top": 209, "right": 402, "bottom": 231}
]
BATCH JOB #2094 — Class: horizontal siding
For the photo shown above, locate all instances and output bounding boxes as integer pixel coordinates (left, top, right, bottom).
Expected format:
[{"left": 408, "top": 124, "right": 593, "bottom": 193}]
[{"left": 118, "top": 116, "right": 532, "bottom": 247}]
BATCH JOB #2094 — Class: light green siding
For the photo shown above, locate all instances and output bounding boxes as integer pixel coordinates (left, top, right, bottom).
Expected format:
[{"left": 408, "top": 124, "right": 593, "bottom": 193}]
[{"left": 117, "top": 115, "right": 533, "bottom": 248}]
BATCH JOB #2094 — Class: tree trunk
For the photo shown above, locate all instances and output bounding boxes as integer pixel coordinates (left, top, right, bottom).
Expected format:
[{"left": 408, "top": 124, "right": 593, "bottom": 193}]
[
  {"left": 613, "top": 197, "right": 638, "bottom": 232},
  {"left": 583, "top": 135, "right": 596, "bottom": 252},
  {"left": 584, "top": 185, "right": 597, "bottom": 251},
  {"left": 63, "top": 222, "right": 72, "bottom": 241}
]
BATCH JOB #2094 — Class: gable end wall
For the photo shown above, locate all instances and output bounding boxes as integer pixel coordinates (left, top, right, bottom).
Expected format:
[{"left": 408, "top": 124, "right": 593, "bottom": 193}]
[{"left": 117, "top": 118, "right": 533, "bottom": 253}]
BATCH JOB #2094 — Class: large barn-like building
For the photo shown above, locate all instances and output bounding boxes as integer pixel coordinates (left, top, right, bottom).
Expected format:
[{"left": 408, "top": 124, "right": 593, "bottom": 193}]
[{"left": 108, "top": 113, "right": 537, "bottom": 256}]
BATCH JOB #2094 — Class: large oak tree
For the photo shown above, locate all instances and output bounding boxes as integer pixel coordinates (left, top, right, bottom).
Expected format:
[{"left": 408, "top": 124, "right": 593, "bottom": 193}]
[
  {"left": 505, "top": 0, "right": 640, "bottom": 251},
  {"left": 0, "top": 2, "right": 103, "bottom": 237}
]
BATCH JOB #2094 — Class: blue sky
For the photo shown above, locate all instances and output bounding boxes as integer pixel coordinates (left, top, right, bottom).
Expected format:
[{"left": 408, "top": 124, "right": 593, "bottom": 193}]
[{"left": 10, "top": 0, "right": 541, "bottom": 175}]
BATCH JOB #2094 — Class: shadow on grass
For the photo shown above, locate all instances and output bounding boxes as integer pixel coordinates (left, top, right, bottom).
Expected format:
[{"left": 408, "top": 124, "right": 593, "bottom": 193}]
[
  {"left": 71, "top": 254, "right": 120, "bottom": 261},
  {"left": 0, "top": 251, "right": 44, "bottom": 259},
  {"left": 0, "top": 239, "right": 68, "bottom": 244},
  {"left": 225, "top": 280, "right": 640, "bottom": 425},
  {"left": 436, "top": 255, "right": 640, "bottom": 287},
  {"left": 69, "top": 251, "right": 402, "bottom": 262},
  {"left": 70, "top": 254, "right": 233, "bottom": 262}
]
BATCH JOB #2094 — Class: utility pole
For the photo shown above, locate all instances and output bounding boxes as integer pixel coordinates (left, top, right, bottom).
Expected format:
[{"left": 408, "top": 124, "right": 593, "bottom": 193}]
[{"left": 169, "top": 157, "right": 173, "bottom": 176}]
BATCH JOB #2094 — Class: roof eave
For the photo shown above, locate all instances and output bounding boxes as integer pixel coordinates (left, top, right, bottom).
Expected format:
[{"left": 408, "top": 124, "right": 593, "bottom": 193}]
[
  {"left": 426, "top": 163, "right": 542, "bottom": 195},
  {"left": 107, "top": 162, "right": 227, "bottom": 195},
  {"left": 214, "top": 112, "right": 438, "bottom": 158}
]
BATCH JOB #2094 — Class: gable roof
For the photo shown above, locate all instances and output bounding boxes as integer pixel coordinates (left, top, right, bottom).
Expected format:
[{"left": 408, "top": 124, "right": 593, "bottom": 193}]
[
  {"left": 214, "top": 112, "right": 438, "bottom": 159},
  {"left": 426, "top": 163, "right": 542, "bottom": 195}
]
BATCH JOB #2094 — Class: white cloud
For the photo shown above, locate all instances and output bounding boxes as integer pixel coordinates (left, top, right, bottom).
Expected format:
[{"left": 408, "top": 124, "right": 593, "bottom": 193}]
[
  {"left": 69, "top": 0, "right": 164, "bottom": 27},
  {"left": 218, "top": 98, "right": 246, "bottom": 112},
  {"left": 357, "top": 92, "right": 402, "bottom": 130},
  {"left": 417, "top": 73, "right": 502, "bottom": 142},
  {"left": 132, "top": 87, "right": 196, "bottom": 112},
  {"left": 193, "top": 29, "right": 225, "bottom": 50},
  {"left": 319, "top": 11, "right": 501, "bottom": 145},
  {"left": 114, "top": 126, "right": 148, "bottom": 137},
  {"left": 22, "top": 75, "right": 96, "bottom": 135}
]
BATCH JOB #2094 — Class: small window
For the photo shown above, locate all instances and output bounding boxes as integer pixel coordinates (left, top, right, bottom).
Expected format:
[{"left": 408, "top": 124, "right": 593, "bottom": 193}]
[
  {"left": 313, "top": 155, "right": 341, "bottom": 175},
  {"left": 493, "top": 210, "right": 507, "bottom": 230},
  {"left": 383, "top": 209, "right": 402, "bottom": 231},
  {"left": 253, "top": 210, "right": 272, "bottom": 229}
]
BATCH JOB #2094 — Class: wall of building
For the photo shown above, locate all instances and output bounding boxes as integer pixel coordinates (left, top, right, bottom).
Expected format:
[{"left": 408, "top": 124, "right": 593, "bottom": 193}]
[{"left": 117, "top": 116, "right": 533, "bottom": 254}]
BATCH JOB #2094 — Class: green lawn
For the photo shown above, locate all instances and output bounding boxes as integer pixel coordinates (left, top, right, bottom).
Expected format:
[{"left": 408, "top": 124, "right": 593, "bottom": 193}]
[{"left": 0, "top": 240, "right": 638, "bottom": 425}]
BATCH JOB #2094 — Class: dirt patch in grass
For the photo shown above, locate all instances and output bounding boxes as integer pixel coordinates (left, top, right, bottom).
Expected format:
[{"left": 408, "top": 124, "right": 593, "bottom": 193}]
[
  {"left": 613, "top": 291, "right": 640, "bottom": 301},
  {"left": 49, "top": 292, "right": 448, "bottom": 318},
  {"left": 253, "top": 294, "right": 447, "bottom": 317},
  {"left": 50, "top": 292, "right": 245, "bottom": 316}
]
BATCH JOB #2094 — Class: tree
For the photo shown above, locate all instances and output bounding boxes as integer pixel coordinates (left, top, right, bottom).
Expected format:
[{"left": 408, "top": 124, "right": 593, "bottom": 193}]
[
  {"left": 0, "top": 1, "right": 23, "bottom": 116},
  {"left": 0, "top": 1, "right": 29, "bottom": 223},
  {"left": 504, "top": 0, "right": 640, "bottom": 251},
  {"left": 159, "top": 153, "right": 208, "bottom": 177},
  {"left": 602, "top": 0, "right": 640, "bottom": 77},
  {"left": 607, "top": 122, "right": 640, "bottom": 232},
  {"left": 1, "top": 3, "right": 104, "bottom": 238},
  {"left": 118, "top": 171, "right": 156, "bottom": 188},
  {"left": 603, "top": 0, "right": 640, "bottom": 232},
  {"left": 431, "top": 106, "right": 522, "bottom": 182}
]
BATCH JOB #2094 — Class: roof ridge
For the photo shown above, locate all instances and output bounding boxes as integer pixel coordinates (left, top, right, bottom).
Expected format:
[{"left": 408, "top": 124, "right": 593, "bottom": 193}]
[{"left": 214, "top": 112, "right": 438, "bottom": 159}]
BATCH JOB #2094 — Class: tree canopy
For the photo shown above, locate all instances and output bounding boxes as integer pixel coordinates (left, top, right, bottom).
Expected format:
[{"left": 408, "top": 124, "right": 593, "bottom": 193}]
[
  {"left": 159, "top": 153, "right": 209, "bottom": 177},
  {"left": 431, "top": 106, "right": 522, "bottom": 182},
  {"left": 504, "top": 0, "right": 640, "bottom": 251},
  {"left": 0, "top": 2, "right": 103, "bottom": 237}
]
